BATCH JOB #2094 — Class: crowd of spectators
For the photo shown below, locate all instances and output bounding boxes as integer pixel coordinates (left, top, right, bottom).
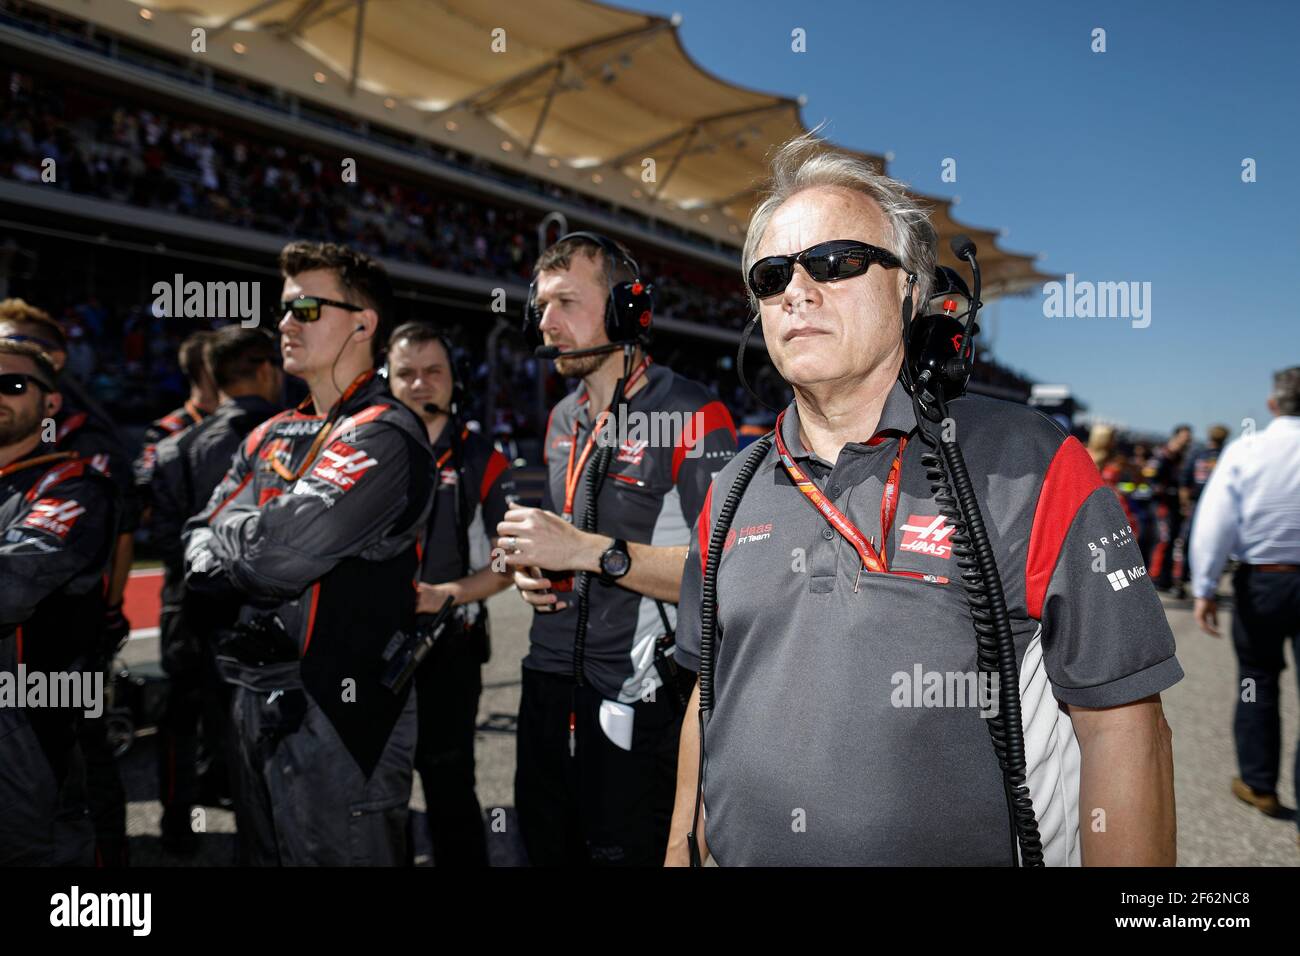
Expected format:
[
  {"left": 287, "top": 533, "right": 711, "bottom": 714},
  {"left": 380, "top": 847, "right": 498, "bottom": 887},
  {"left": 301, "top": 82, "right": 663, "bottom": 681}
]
[{"left": 2, "top": 65, "right": 1038, "bottom": 446}]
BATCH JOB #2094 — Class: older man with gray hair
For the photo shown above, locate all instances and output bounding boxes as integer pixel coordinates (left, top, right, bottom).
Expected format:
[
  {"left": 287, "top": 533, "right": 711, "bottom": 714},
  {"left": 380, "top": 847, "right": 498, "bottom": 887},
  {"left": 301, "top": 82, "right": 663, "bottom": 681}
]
[
  {"left": 667, "top": 134, "right": 1182, "bottom": 866},
  {"left": 1191, "top": 367, "right": 1300, "bottom": 846}
]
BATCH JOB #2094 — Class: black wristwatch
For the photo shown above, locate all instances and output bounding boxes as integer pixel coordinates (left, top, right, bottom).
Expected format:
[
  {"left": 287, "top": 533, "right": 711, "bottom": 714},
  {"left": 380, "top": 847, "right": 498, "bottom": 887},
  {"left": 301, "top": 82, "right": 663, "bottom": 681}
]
[{"left": 598, "top": 538, "right": 632, "bottom": 586}]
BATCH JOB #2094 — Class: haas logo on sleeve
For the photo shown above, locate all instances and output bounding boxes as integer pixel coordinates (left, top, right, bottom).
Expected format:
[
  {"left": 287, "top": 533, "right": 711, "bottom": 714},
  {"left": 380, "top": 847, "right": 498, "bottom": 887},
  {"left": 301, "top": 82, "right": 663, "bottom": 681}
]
[
  {"left": 311, "top": 441, "right": 378, "bottom": 492},
  {"left": 23, "top": 498, "right": 87, "bottom": 538}
]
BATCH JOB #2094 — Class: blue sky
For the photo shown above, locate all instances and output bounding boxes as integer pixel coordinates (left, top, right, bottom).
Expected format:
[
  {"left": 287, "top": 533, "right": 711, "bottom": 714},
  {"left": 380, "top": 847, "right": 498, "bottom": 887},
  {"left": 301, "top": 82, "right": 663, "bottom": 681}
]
[{"left": 615, "top": 0, "right": 1299, "bottom": 437}]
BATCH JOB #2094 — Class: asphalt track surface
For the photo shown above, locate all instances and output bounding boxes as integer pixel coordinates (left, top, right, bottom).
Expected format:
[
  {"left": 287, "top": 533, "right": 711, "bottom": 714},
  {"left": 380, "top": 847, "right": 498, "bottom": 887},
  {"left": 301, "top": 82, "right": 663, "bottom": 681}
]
[{"left": 116, "top": 575, "right": 1297, "bottom": 866}]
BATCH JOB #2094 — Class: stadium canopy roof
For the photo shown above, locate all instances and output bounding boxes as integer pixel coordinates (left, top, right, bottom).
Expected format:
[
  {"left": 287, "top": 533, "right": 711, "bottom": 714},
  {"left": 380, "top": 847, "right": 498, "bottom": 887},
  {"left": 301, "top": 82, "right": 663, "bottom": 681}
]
[{"left": 78, "top": 0, "right": 1050, "bottom": 294}]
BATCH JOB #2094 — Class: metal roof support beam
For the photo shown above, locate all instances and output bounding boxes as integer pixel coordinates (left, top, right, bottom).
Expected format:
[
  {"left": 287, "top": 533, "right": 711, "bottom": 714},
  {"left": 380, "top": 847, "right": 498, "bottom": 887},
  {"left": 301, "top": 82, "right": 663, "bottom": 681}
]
[
  {"left": 347, "top": 0, "right": 365, "bottom": 96},
  {"left": 275, "top": 0, "right": 328, "bottom": 37},
  {"left": 652, "top": 125, "right": 698, "bottom": 199},
  {"left": 440, "top": 19, "right": 674, "bottom": 115},
  {"left": 524, "top": 62, "right": 564, "bottom": 159},
  {"left": 210, "top": 0, "right": 291, "bottom": 39},
  {"left": 301, "top": 0, "right": 361, "bottom": 30},
  {"left": 603, "top": 100, "right": 796, "bottom": 170}
]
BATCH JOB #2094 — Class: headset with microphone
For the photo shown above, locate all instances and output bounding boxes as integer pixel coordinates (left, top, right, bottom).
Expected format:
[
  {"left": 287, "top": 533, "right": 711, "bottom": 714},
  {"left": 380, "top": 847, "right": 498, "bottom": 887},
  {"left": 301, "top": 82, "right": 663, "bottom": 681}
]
[{"left": 523, "top": 231, "right": 655, "bottom": 361}]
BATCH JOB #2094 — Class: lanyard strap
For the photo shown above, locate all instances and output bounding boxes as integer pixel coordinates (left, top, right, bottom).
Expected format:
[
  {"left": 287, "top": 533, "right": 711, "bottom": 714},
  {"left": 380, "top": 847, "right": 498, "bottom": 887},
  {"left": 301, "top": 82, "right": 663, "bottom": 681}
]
[
  {"left": 269, "top": 370, "right": 374, "bottom": 482},
  {"left": 0, "top": 451, "right": 76, "bottom": 481},
  {"left": 435, "top": 426, "right": 470, "bottom": 470},
  {"left": 561, "top": 357, "right": 650, "bottom": 517},
  {"left": 772, "top": 408, "right": 908, "bottom": 585}
]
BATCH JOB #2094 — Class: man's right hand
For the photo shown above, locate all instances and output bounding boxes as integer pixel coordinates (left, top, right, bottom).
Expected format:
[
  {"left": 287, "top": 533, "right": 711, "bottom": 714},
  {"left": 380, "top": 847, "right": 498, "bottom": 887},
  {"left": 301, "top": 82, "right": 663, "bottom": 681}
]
[
  {"left": 1195, "top": 596, "right": 1220, "bottom": 636},
  {"left": 514, "top": 566, "right": 567, "bottom": 612}
]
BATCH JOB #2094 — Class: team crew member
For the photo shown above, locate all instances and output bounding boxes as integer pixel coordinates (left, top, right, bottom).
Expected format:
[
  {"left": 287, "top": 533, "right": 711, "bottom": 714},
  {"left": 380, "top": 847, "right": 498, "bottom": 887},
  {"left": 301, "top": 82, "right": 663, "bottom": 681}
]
[
  {"left": 668, "top": 136, "right": 1182, "bottom": 866},
  {"left": 182, "top": 242, "right": 433, "bottom": 865},
  {"left": 0, "top": 342, "right": 119, "bottom": 865},
  {"left": 501, "top": 233, "right": 737, "bottom": 866},
  {"left": 150, "top": 327, "right": 283, "bottom": 853},
  {"left": 1190, "top": 368, "right": 1300, "bottom": 842},
  {"left": 1148, "top": 425, "right": 1192, "bottom": 591},
  {"left": 1173, "top": 423, "right": 1229, "bottom": 600},
  {"left": 0, "top": 299, "right": 132, "bottom": 866},
  {"left": 387, "top": 322, "right": 516, "bottom": 866},
  {"left": 133, "top": 330, "right": 219, "bottom": 503}
]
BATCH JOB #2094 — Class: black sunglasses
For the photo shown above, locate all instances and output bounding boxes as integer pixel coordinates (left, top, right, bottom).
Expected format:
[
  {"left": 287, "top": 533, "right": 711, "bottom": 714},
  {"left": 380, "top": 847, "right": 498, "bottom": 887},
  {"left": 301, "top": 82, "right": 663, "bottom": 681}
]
[
  {"left": 0, "top": 372, "right": 54, "bottom": 396},
  {"left": 747, "top": 239, "right": 903, "bottom": 300},
  {"left": 279, "top": 295, "right": 364, "bottom": 323}
]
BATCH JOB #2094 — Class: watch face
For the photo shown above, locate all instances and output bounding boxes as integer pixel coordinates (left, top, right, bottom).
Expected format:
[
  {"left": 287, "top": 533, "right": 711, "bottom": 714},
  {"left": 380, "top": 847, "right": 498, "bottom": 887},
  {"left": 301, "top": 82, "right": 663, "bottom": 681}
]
[{"left": 602, "top": 548, "right": 630, "bottom": 577}]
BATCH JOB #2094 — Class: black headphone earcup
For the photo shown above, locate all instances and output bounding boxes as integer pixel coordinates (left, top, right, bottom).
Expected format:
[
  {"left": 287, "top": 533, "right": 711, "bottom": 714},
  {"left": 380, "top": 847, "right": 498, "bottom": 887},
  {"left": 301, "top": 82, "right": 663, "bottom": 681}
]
[{"left": 607, "top": 281, "right": 655, "bottom": 342}]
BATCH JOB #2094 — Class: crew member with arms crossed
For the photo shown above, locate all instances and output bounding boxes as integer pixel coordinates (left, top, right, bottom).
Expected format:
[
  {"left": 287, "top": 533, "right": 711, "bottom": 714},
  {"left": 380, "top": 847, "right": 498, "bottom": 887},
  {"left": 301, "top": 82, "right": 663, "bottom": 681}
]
[
  {"left": 183, "top": 242, "right": 433, "bottom": 865},
  {"left": 0, "top": 341, "right": 119, "bottom": 865}
]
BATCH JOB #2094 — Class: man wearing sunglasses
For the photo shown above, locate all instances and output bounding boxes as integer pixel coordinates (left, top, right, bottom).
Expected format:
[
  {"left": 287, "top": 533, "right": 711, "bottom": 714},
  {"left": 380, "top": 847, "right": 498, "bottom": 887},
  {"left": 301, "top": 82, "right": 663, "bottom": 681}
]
[
  {"left": 0, "top": 341, "right": 120, "bottom": 865},
  {"left": 0, "top": 298, "right": 134, "bottom": 866},
  {"left": 149, "top": 327, "right": 284, "bottom": 854},
  {"left": 182, "top": 241, "right": 434, "bottom": 865},
  {"left": 668, "top": 135, "right": 1181, "bottom": 866}
]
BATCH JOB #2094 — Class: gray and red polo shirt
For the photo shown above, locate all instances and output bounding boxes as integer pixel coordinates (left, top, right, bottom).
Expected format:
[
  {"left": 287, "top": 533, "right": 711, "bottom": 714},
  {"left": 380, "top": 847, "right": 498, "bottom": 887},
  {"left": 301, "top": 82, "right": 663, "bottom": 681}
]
[
  {"left": 677, "top": 374, "right": 1183, "bottom": 866},
  {"left": 420, "top": 424, "right": 515, "bottom": 590},
  {"left": 525, "top": 362, "right": 737, "bottom": 703}
]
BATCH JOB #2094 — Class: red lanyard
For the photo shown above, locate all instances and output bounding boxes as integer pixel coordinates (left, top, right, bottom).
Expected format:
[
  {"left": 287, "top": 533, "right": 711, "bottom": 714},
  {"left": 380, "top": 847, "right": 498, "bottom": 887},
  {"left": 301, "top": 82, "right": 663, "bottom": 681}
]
[
  {"left": 269, "top": 370, "right": 374, "bottom": 482},
  {"left": 435, "top": 427, "right": 470, "bottom": 470},
  {"left": 773, "top": 408, "right": 908, "bottom": 592},
  {"left": 0, "top": 451, "right": 75, "bottom": 481},
  {"left": 561, "top": 357, "right": 651, "bottom": 518}
]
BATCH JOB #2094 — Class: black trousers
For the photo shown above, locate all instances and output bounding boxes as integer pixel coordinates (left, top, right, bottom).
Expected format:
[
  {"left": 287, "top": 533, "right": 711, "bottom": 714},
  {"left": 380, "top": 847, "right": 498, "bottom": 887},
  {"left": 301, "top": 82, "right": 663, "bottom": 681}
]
[
  {"left": 1231, "top": 565, "right": 1300, "bottom": 830},
  {"left": 77, "top": 666, "right": 127, "bottom": 867},
  {"left": 411, "top": 624, "right": 487, "bottom": 867},
  {"left": 514, "top": 666, "right": 682, "bottom": 867},
  {"left": 156, "top": 609, "right": 232, "bottom": 838}
]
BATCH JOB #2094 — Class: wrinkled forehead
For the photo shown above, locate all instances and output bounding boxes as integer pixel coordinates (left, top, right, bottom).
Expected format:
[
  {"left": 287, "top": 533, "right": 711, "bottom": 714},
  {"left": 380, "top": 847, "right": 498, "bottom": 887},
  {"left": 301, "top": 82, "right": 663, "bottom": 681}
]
[{"left": 754, "top": 186, "right": 892, "bottom": 260}]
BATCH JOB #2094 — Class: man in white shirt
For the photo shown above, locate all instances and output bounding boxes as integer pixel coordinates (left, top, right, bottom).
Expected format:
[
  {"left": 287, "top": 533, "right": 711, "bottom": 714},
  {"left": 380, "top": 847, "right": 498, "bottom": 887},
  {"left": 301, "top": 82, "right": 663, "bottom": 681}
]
[{"left": 1191, "top": 366, "right": 1300, "bottom": 837}]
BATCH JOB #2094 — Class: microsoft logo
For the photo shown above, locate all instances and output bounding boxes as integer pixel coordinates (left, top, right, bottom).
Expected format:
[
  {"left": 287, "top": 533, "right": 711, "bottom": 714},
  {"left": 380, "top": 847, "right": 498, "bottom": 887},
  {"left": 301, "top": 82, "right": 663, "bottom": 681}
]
[{"left": 1105, "top": 565, "right": 1148, "bottom": 591}]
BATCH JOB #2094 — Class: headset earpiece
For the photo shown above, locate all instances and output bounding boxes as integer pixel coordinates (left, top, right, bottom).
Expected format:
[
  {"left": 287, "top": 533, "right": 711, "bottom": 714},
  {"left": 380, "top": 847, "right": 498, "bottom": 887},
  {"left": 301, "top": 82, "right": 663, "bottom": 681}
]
[{"left": 522, "top": 231, "right": 654, "bottom": 349}]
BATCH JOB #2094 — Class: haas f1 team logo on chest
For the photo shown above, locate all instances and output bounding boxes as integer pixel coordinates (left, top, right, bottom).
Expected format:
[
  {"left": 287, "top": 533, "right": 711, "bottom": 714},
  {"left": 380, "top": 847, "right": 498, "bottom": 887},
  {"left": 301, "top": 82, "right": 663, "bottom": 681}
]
[
  {"left": 311, "top": 441, "right": 378, "bottom": 492},
  {"left": 616, "top": 438, "right": 649, "bottom": 465},
  {"left": 899, "top": 515, "right": 955, "bottom": 559},
  {"left": 24, "top": 498, "right": 86, "bottom": 538}
]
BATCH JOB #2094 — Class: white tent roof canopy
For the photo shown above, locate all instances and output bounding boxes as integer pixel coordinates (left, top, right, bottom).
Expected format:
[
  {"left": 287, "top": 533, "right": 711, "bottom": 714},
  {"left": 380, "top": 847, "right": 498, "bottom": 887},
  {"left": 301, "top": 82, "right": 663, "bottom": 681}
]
[{"left": 90, "top": 0, "right": 1051, "bottom": 292}]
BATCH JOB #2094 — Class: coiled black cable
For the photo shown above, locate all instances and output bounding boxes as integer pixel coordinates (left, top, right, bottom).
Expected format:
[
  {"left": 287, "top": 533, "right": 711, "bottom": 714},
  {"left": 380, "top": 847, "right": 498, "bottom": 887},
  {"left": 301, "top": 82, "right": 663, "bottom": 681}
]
[
  {"left": 913, "top": 398, "right": 1044, "bottom": 867},
  {"left": 570, "top": 347, "right": 635, "bottom": 688},
  {"left": 571, "top": 442, "right": 613, "bottom": 686},
  {"left": 691, "top": 413, "right": 1045, "bottom": 866},
  {"left": 689, "top": 434, "right": 772, "bottom": 866}
]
